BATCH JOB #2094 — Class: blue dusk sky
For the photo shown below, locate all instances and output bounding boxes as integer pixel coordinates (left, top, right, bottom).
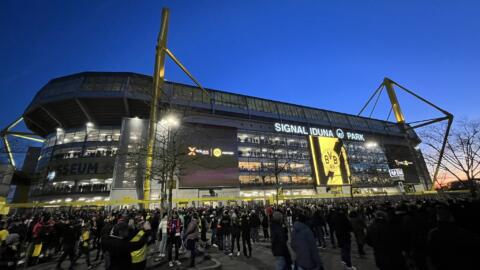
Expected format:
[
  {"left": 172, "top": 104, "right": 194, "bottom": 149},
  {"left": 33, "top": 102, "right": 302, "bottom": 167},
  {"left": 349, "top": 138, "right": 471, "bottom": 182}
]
[{"left": 1, "top": 0, "right": 479, "bottom": 132}]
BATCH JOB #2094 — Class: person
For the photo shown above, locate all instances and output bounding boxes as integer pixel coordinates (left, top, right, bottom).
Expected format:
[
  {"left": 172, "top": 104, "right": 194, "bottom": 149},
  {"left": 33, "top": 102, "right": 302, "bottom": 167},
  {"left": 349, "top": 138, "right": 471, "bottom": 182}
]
[
  {"left": 249, "top": 210, "right": 260, "bottom": 243},
  {"left": 56, "top": 217, "right": 81, "bottom": 270},
  {"left": 366, "top": 211, "right": 407, "bottom": 270},
  {"left": 312, "top": 207, "right": 326, "bottom": 248},
  {"left": 333, "top": 208, "right": 355, "bottom": 270},
  {"left": 210, "top": 213, "right": 218, "bottom": 247},
  {"left": 348, "top": 210, "right": 366, "bottom": 256},
  {"left": 261, "top": 213, "right": 270, "bottom": 241},
  {"left": 95, "top": 216, "right": 114, "bottom": 262},
  {"left": 270, "top": 211, "right": 292, "bottom": 270},
  {"left": 0, "top": 233, "right": 20, "bottom": 270},
  {"left": 166, "top": 212, "right": 182, "bottom": 267},
  {"left": 200, "top": 212, "right": 209, "bottom": 248},
  {"left": 229, "top": 211, "right": 241, "bottom": 256},
  {"left": 156, "top": 213, "right": 168, "bottom": 259},
  {"left": 184, "top": 212, "right": 199, "bottom": 267},
  {"left": 427, "top": 207, "right": 477, "bottom": 270},
  {"left": 0, "top": 221, "right": 9, "bottom": 245},
  {"left": 130, "top": 216, "right": 148, "bottom": 270},
  {"left": 77, "top": 223, "right": 92, "bottom": 269},
  {"left": 219, "top": 210, "right": 231, "bottom": 251},
  {"left": 240, "top": 211, "right": 252, "bottom": 257},
  {"left": 291, "top": 213, "right": 323, "bottom": 270},
  {"left": 326, "top": 208, "right": 337, "bottom": 248},
  {"left": 102, "top": 221, "right": 151, "bottom": 270}
]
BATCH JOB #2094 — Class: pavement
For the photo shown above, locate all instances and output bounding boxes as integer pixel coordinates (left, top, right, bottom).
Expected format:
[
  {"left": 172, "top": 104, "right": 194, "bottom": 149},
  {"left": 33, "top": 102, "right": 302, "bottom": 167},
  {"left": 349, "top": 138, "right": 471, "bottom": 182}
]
[{"left": 27, "top": 239, "right": 378, "bottom": 270}]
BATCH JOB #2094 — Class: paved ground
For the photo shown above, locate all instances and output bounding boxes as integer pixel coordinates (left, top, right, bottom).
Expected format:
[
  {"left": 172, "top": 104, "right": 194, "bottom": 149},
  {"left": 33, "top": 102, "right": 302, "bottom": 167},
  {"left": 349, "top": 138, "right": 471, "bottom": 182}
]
[
  {"left": 213, "top": 240, "right": 377, "bottom": 270},
  {"left": 28, "top": 239, "right": 377, "bottom": 270}
]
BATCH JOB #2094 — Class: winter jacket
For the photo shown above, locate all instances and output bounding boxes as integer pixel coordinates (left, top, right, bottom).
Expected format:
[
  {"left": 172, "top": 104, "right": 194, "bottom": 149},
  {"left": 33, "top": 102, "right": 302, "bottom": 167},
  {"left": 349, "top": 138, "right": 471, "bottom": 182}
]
[
  {"left": 291, "top": 221, "right": 323, "bottom": 270},
  {"left": 102, "top": 231, "right": 149, "bottom": 270},
  {"left": 270, "top": 222, "right": 291, "bottom": 261},
  {"left": 185, "top": 219, "right": 199, "bottom": 240},
  {"left": 333, "top": 212, "right": 352, "bottom": 245}
]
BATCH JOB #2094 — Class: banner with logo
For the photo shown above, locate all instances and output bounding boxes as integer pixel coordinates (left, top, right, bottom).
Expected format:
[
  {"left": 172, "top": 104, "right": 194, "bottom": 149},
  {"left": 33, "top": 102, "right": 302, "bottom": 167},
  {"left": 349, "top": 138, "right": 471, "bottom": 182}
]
[{"left": 308, "top": 136, "right": 350, "bottom": 186}]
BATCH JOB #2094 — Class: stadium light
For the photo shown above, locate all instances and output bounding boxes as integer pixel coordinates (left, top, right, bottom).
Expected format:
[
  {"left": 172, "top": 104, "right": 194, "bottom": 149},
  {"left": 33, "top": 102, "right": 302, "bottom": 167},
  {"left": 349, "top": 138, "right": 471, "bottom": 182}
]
[{"left": 365, "top": 141, "right": 378, "bottom": 148}]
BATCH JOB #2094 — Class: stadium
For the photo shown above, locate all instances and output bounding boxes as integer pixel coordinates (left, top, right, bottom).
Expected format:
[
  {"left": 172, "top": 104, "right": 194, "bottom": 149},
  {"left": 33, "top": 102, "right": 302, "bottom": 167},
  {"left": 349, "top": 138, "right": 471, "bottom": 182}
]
[{"left": 15, "top": 71, "right": 431, "bottom": 205}]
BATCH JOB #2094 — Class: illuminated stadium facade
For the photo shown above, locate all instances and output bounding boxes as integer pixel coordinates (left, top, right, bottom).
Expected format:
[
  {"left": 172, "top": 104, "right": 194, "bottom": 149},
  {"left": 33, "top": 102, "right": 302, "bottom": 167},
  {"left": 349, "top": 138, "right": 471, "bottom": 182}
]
[{"left": 23, "top": 72, "right": 431, "bottom": 204}]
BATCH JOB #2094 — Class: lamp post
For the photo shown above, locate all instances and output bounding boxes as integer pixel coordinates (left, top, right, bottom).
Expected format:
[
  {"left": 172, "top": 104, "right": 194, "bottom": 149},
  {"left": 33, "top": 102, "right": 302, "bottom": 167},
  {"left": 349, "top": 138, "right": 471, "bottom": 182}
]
[{"left": 157, "top": 114, "right": 179, "bottom": 213}]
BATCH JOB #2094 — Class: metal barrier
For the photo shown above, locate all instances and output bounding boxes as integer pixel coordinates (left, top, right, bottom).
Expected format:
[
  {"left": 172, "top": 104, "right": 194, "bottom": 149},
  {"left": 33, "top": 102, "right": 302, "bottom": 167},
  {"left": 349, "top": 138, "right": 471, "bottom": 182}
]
[{"left": 1, "top": 190, "right": 471, "bottom": 210}]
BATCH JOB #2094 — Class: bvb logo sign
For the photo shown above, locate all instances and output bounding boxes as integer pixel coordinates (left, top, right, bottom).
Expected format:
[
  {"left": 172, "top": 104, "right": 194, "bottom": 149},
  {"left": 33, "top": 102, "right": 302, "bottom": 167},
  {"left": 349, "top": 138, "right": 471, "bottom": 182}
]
[
  {"left": 212, "top": 148, "right": 222, "bottom": 157},
  {"left": 335, "top": 128, "right": 345, "bottom": 139}
]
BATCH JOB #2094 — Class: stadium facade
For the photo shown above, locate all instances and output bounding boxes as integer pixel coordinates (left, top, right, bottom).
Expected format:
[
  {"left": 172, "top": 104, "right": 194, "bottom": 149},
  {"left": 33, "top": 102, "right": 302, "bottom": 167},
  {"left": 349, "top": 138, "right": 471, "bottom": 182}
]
[{"left": 23, "top": 72, "right": 430, "bottom": 205}]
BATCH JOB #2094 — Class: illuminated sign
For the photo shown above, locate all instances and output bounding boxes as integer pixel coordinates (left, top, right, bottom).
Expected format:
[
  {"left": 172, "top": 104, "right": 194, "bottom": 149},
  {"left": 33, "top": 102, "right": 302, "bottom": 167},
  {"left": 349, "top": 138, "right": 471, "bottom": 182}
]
[
  {"left": 274, "top": 123, "right": 365, "bottom": 141},
  {"left": 212, "top": 148, "right": 223, "bottom": 157},
  {"left": 48, "top": 163, "right": 100, "bottom": 176},
  {"left": 389, "top": 168, "right": 404, "bottom": 178},
  {"left": 187, "top": 146, "right": 234, "bottom": 158},
  {"left": 394, "top": 160, "right": 413, "bottom": 166},
  {"left": 308, "top": 136, "right": 351, "bottom": 186}
]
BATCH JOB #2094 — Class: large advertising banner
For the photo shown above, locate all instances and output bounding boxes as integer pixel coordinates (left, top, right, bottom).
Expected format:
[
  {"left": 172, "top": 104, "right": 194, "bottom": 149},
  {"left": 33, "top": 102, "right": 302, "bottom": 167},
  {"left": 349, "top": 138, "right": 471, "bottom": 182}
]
[
  {"left": 180, "top": 125, "right": 239, "bottom": 188},
  {"left": 309, "top": 136, "right": 350, "bottom": 185}
]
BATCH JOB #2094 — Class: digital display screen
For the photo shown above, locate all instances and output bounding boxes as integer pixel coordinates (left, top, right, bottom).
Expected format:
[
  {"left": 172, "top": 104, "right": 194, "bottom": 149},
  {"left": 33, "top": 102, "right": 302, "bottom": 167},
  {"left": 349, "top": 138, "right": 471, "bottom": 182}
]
[
  {"left": 179, "top": 124, "right": 239, "bottom": 188},
  {"left": 384, "top": 144, "right": 420, "bottom": 184},
  {"left": 308, "top": 136, "right": 350, "bottom": 185}
]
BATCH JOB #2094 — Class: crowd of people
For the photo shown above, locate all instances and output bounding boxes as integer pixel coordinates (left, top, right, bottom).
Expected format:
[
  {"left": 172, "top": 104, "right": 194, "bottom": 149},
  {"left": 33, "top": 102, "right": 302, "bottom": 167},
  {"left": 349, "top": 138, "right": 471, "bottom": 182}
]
[{"left": 0, "top": 196, "right": 479, "bottom": 270}]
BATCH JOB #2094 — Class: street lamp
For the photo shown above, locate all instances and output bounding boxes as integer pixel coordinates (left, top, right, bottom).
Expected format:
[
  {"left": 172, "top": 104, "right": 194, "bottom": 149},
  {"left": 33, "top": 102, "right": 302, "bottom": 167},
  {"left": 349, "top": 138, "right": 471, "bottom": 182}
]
[
  {"left": 157, "top": 114, "right": 180, "bottom": 212},
  {"left": 160, "top": 114, "right": 179, "bottom": 128}
]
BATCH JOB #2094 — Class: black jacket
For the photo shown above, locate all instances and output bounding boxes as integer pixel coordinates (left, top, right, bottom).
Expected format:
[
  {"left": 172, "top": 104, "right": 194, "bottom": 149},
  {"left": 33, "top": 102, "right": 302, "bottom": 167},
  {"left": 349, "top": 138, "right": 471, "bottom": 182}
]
[
  {"left": 102, "top": 231, "right": 149, "bottom": 270},
  {"left": 270, "top": 222, "right": 291, "bottom": 261},
  {"left": 333, "top": 212, "right": 352, "bottom": 245},
  {"left": 291, "top": 221, "right": 323, "bottom": 270}
]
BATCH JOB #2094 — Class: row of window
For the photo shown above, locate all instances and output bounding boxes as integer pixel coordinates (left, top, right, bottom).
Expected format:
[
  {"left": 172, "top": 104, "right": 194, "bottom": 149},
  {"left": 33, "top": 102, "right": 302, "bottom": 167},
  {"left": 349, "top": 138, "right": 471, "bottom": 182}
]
[
  {"left": 52, "top": 146, "right": 118, "bottom": 160},
  {"left": 31, "top": 179, "right": 112, "bottom": 196},
  {"left": 238, "top": 133, "right": 308, "bottom": 148},
  {"left": 239, "top": 175, "right": 313, "bottom": 186},
  {"left": 238, "top": 149, "right": 310, "bottom": 160},
  {"left": 164, "top": 83, "right": 394, "bottom": 131},
  {"left": 43, "top": 127, "right": 121, "bottom": 148}
]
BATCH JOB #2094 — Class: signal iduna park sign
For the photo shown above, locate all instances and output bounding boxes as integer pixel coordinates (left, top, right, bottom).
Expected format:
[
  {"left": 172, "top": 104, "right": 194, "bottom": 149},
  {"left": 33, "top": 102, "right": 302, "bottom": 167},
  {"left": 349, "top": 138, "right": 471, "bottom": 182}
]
[{"left": 274, "top": 122, "right": 365, "bottom": 141}]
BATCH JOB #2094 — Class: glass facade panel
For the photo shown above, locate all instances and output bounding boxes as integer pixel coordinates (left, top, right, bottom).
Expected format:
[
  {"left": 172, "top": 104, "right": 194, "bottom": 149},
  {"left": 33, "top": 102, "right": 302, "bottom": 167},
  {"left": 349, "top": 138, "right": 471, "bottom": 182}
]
[
  {"left": 172, "top": 85, "right": 194, "bottom": 101},
  {"left": 327, "top": 112, "right": 351, "bottom": 127},
  {"left": 277, "top": 103, "right": 304, "bottom": 118},
  {"left": 81, "top": 75, "right": 126, "bottom": 91},
  {"left": 127, "top": 76, "right": 152, "bottom": 95},
  {"left": 344, "top": 141, "right": 391, "bottom": 186},
  {"left": 237, "top": 131, "right": 313, "bottom": 187},
  {"left": 304, "top": 108, "right": 330, "bottom": 123},
  {"left": 215, "top": 92, "right": 248, "bottom": 110},
  {"left": 192, "top": 87, "right": 210, "bottom": 104}
]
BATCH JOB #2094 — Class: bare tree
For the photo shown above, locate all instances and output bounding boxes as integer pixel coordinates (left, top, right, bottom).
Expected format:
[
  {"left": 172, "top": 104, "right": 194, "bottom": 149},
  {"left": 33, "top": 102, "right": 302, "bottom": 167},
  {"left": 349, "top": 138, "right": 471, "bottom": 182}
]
[
  {"left": 259, "top": 138, "right": 300, "bottom": 203},
  {"left": 420, "top": 119, "right": 480, "bottom": 197}
]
